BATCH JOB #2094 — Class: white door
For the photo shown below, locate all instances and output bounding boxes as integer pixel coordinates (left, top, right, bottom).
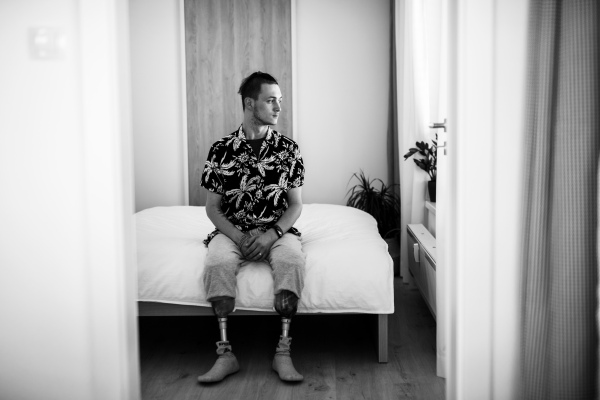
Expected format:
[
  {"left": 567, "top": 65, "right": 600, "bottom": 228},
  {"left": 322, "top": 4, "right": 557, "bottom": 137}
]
[
  {"left": 397, "top": 0, "right": 451, "bottom": 379},
  {"left": 403, "top": 0, "right": 528, "bottom": 396},
  {"left": 418, "top": 0, "right": 450, "bottom": 379},
  {"left": 433, "top": 119, "right": 449, "bottom": 380},
  {"left": 435, "top": 0, "right": 451, "bottom": 381}
]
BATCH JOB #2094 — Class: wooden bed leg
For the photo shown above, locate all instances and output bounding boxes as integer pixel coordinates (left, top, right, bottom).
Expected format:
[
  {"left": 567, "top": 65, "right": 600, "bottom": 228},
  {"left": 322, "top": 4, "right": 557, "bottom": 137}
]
[{"left": 378, "top": 314, "right": 388, "bottom": 363}]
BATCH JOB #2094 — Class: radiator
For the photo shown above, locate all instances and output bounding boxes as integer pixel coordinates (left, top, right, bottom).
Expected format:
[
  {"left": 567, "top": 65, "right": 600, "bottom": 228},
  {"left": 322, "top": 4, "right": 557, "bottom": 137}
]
[{"left": 407, "top": 224, "right": 437, "bottom": 320}]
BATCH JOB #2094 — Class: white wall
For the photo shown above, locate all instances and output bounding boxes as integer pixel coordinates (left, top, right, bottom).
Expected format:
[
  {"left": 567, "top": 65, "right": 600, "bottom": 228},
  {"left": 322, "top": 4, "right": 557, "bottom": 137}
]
[
  {"left": 0, "top": 1, "right": 139, "bottom": 399},
  {"left": 130, "top": 0, "right": 185, "bottom": 212},
  {"left": 0, "top": 2, "right": 92, "bottom": 398},
  {"left": 130, "top": 0, "right": 391, "bottom": 210},
  {"left": 295, "top": 0, "right": 390, "bottom": 204}
]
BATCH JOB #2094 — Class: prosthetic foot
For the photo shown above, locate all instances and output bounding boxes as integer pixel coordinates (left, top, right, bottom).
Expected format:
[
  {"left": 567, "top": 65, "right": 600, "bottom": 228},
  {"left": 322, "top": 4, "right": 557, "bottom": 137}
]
[
  {"left": 198, "top": 297, "right": 239, "bottom": 383},
  {"left": 197, "top": 340, "right": 239, "bottom": 383},
  {"left": 273, "top": 333, "right": 303, "bottom": 382},
  {"left": 272, "top": 290, "right": 303, "bottom": 382}
]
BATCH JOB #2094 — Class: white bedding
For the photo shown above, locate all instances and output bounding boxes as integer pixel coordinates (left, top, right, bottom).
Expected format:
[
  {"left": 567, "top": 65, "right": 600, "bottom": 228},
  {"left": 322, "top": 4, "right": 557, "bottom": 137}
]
[{"left": 136, "top": 204, "right": 394, "bottom": 314}]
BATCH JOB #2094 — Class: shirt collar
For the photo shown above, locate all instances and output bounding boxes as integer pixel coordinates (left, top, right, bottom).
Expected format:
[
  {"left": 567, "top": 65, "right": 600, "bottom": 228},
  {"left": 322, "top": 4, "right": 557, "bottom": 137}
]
[{"left": 237, "top": 124, "right": 274, "bottom": 143}]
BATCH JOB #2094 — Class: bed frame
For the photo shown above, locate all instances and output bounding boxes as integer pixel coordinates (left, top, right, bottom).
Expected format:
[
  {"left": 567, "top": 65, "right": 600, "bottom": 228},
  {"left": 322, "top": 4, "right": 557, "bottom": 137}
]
[{"left": 138, "top": 301, "right": 389, "bottom": 363}]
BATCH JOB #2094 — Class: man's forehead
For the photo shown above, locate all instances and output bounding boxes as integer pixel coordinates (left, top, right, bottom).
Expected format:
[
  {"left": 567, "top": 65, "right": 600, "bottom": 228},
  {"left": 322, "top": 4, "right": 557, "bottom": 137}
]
[{"left": 259, "top": 83, "right": 282, "bottom": 98}]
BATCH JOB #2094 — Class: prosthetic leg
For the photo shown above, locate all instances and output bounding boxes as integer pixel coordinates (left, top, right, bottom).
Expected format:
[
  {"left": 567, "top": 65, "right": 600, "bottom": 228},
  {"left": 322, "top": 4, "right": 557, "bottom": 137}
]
[
  {"left": 272, "top": 290, "right": 304, "bottom": 382},
  {"left": 197, "top": 297, "right": 240, "bottom": 383}
]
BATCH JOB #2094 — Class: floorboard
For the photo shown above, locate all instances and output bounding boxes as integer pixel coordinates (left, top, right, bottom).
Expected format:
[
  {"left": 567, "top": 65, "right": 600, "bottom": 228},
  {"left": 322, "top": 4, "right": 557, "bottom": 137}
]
[{"left": 139, "top": 278, "right": 446, "bottom": 399}]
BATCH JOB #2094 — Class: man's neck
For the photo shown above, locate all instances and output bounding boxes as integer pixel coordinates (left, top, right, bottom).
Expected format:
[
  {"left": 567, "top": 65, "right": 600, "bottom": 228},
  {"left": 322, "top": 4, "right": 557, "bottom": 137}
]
[{"left": 242, "top": 117, "right": 269, "bottom": 140}]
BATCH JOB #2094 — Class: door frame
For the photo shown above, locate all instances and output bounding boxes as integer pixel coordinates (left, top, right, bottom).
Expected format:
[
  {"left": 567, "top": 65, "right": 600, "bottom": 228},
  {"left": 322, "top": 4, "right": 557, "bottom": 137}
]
[
  {"left": 80, "top": 0, "right": 140, "bottom": 398},
  {"left": 446, "top": 0, "right": 528, "bottom": 398},
  {"left": 447, "top": 0, "right": 496, "bottom": 396},
  {"left": 85, "top": 0, "right": 528, "bottom": 398}
]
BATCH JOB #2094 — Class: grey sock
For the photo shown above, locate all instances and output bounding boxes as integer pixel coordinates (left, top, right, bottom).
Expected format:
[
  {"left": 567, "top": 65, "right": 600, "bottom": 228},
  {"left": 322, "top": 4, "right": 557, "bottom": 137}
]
[
  {"left": 197, "top": 341, "right": 240, "bottom": 383},
  {"left": 272, "top": 336, "right": 303, "bottom": 382}
]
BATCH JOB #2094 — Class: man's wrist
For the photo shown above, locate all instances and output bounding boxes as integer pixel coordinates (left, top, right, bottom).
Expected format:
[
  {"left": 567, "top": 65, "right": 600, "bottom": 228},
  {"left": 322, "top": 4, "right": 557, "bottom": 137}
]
[
  {"left": 268, "top": 228, "right": 280, "bottom": 241},
  {"left": 237, "top": 234, "right": 250, "bottom": 248},
  {"left": 272, "top": 224, "right": 284, "bottom": 238}
]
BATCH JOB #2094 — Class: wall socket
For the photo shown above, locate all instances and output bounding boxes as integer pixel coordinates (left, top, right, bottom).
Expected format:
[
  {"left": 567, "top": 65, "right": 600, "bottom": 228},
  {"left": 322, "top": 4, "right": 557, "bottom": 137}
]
[{"left": 29, "top": 27, "right": 66, "bottom": 60}]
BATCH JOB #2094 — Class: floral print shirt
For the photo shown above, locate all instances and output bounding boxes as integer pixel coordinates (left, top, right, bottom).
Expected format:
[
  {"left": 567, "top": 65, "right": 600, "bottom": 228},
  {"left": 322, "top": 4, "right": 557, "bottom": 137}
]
[{"left": 201, "top": 125, "right": 305, "bottom": 245}]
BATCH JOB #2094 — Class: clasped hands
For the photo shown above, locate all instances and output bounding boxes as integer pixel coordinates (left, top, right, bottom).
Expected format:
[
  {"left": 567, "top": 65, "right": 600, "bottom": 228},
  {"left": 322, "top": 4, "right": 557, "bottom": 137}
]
[{"left": 238, "top": 229, "right": 279, "bottom": 262}]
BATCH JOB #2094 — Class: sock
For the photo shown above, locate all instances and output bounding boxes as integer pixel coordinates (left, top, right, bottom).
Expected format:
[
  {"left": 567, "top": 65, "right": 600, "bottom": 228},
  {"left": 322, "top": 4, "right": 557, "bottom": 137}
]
[
  {"left": 272, "top": 336, "right": 303, "bottom": 382},
  {"left": 197, "top": 341, "right": 240, "bottom": 383}
]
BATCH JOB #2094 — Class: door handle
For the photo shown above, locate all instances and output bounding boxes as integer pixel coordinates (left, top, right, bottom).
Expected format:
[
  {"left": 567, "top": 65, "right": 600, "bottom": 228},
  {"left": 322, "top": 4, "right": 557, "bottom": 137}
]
[
  {"left": 429, "top": 118, "right": 447, "bottom": 133},
  {"left": 430, "top": 119, "right": 448, "bottom": 154}
]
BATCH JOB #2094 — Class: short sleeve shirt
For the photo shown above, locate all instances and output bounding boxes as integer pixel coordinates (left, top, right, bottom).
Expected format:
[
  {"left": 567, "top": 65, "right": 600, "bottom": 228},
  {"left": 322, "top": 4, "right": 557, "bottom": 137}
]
[{"left": 201, "top": 125, "right": 305, "bottom": 244}]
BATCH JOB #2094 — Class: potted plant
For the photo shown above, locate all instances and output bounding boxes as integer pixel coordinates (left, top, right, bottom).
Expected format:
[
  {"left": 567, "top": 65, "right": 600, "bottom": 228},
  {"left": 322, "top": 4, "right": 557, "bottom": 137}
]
[
  {"left": 346, "top": 170, "right": 401, "bottom": 275},
  {"left": 403, "top": 135, "right": 437, "bottom": 202}
]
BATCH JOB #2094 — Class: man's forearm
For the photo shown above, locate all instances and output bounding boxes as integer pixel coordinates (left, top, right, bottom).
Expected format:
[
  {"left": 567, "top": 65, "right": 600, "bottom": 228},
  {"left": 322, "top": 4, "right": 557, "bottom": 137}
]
[
  {"left": 207, "top": 203, "right": 301, "bottom": 241},
  {"left": 273, "top": 203, "right": 302, "bottom": 233},
  {"left": 206, "top": 204, "right": 246, "bottom": 245},
  {"left": 243, "top": 202, "right": 303, "bottom": 262}
]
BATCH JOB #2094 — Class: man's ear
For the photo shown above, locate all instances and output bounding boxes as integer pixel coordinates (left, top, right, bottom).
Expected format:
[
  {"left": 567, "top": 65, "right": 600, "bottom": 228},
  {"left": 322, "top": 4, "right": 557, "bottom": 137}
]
[{"left": 244, "top": 97, "right": 254, "bottom": 110}]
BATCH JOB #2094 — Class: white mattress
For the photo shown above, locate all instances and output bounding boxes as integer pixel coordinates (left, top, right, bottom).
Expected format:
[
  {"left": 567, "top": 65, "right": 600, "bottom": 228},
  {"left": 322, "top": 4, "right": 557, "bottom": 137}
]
[{"left": 135, "top": 204, "right": 394, "bottom": 314}]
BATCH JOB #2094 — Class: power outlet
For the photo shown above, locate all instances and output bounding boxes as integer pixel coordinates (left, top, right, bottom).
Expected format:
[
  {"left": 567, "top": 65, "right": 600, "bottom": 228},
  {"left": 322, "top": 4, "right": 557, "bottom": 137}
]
[{"left": 29, "top": 27, "right": 66, "bottom": 60}]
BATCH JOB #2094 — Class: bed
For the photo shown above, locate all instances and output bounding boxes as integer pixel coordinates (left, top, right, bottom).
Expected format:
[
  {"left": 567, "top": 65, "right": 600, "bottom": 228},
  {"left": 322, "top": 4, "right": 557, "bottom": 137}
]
[{"left": 135, "top": 203, "right": 394, "bottom": 362}]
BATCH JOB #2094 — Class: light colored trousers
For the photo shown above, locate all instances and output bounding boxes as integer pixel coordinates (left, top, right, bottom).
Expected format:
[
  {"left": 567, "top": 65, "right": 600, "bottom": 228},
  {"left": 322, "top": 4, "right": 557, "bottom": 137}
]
[{"left": 203, "top": 231, "right": 306, "bottom": 301}]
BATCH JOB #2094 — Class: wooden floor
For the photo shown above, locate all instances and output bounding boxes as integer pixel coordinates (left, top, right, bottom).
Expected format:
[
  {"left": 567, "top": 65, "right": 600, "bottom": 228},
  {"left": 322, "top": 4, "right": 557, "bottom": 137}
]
[{"left": 139, "top": 278, "right": 445, "bottom": 399}]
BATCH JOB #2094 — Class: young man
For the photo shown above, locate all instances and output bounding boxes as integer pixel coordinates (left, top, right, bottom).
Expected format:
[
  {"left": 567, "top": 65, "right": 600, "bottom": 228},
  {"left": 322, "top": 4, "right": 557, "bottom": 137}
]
[{"left": 197, "top": 72, "right": 306, "bottom": 383}]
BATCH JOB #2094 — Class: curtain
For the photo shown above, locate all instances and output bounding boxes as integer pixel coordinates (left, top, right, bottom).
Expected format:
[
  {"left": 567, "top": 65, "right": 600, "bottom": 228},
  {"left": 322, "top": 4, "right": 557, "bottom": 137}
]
[
  {"left": 521, "top": 1, "right": 599, "bottom": 398},
  {"left": 394, "top": 0, "right": 447, "bottom": 379},
  {"left": 395, "top": 0, "right": 445, "bottom": 285},
  {"left": 388, "top": 1, "right": 400, "bottom": 211}
]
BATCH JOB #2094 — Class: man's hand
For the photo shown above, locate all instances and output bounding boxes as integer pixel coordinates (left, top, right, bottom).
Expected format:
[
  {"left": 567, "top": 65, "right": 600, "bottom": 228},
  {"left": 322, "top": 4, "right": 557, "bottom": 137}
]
[{"left": 242, "top": 230, "right": 279, "bottom": 262}]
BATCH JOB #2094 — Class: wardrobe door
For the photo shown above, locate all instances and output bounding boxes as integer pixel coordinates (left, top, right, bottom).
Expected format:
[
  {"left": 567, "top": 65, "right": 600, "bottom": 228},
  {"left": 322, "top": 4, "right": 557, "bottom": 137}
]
[{"left": 184, "top": 0, "right": 292, "bottom": 206}]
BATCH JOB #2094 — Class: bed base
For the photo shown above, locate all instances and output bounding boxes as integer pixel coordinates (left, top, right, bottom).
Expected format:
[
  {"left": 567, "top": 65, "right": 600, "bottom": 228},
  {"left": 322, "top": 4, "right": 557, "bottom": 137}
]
[{"left": 138, "top": 302, "right": 388, "bottom": 363}]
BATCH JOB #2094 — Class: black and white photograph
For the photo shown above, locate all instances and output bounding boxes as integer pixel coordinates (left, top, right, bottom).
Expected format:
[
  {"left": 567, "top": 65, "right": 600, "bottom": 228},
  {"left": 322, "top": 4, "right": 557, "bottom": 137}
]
[{"left": 1, "top": 0, "right": 598, "bottom": 399}]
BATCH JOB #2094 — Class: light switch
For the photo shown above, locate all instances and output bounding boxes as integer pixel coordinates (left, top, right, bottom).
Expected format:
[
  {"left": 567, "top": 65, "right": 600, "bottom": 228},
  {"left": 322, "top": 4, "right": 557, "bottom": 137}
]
[{"left": 29, "top": 27, "right": 66, "bottom": 60}]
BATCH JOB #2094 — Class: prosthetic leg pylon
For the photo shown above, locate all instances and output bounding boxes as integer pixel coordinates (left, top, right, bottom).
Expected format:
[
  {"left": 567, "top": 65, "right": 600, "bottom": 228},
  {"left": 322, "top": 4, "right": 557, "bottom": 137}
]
[
  {"left": 273, "top": 290, "right": 303, "bottom": 382},
  {"left": 197, "top": 297, "right": 240, "bottom": 383}
]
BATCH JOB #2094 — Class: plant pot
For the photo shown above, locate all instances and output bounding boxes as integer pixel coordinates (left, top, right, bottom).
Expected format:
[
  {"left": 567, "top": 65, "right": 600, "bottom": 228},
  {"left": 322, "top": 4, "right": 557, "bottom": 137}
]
[{"left": 428, "top": 180, "right": 436, "bottom": 202}]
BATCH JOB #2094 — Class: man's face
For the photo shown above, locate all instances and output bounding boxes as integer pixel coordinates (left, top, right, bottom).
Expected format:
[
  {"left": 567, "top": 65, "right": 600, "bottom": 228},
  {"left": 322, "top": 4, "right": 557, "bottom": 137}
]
[{"left": 251, "top": 83, "right": 282, "bottom": 126}]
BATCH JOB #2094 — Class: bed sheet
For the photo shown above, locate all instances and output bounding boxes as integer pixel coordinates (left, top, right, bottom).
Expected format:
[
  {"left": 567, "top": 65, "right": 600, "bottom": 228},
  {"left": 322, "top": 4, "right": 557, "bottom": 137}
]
[{"left": 136, "top": 204, "right": 394, "bottom": 314}]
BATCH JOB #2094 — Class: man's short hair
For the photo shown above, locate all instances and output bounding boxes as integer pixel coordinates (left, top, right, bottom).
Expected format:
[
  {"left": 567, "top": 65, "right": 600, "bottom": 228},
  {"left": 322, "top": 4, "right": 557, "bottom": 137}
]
[{"left": 238, "top": 71, "right": 279, "bottom": 110}]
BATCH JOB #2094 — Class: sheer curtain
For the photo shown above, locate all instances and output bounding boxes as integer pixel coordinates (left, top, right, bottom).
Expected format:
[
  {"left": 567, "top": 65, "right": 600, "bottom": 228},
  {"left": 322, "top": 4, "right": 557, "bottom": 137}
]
[
  {"left": 394, "top": 0, "right": 447, "bottom": 379},
  {"left": 395, "top": 0, "right": 445, "bottom": 284},
  {"left": 521, "top": 0, "right": 599, "bottom": 398}
]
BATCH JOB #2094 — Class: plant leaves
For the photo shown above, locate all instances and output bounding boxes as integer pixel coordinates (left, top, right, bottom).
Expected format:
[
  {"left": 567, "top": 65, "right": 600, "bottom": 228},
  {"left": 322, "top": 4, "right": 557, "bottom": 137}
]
[{"left": 345, "top": 170, "right": 401, "bottom": 236}]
